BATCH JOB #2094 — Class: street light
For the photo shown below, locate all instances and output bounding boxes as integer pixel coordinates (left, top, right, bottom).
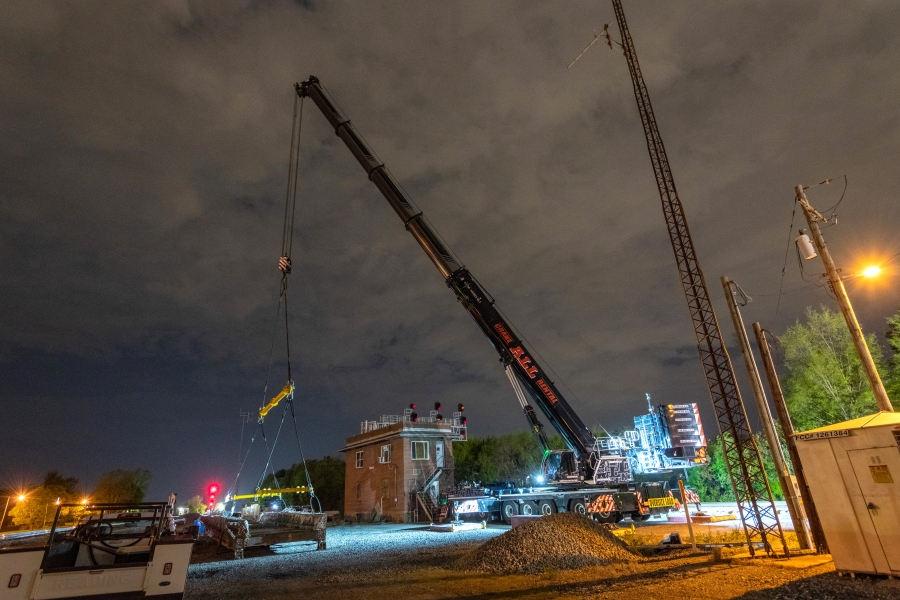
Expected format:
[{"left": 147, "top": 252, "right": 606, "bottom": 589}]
[
  {"left": 861, "top": 265, "right": 881, "bottom": 278},
  {"left": 796, "top": 185, "right": 893, "bottom": 412},
  {"left": 1, "top": 493, "right": 26, "bottom": 532}
]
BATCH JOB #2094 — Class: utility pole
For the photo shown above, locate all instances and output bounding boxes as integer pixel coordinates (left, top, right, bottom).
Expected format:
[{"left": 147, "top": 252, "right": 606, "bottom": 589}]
[
  {"left": 721, "top": 277, "right": 806, "bottom": 550},
  {"left": 795, "top": 185, "right": 893, "bottom": 412},
  {"left": 753, "top": 322, "right": 828, "bottom": 553},
  {"left": 0, "top": 496, "right": 10, "bottom": 532}
]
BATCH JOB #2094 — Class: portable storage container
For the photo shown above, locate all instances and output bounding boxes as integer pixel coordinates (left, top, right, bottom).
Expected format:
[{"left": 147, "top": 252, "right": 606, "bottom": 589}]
[{"left": 794, "top": 411, "right": 900, "bottom": 575}]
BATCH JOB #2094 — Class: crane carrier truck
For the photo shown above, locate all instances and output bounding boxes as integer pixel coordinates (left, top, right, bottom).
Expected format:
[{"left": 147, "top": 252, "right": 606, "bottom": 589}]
[{"left": 295, "top": 76, "right": 706, "bottom": 524}]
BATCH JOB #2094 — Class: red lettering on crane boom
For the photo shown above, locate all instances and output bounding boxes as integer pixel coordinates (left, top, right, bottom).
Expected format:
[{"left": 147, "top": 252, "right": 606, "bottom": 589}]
[
  {"left": 536, "top": 379, "right": 559, "bottom": 404},
  {"left": 510, "top": 346, "right": 539, "bottom": 378},
  {"left": 493, "top": 323, "right": 514, "bottom": 345}
]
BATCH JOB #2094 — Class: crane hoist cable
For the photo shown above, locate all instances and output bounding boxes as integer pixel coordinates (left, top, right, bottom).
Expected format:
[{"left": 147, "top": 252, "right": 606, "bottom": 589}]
[{"left": 225, "top": 93, "right": 318, "bottom": 510}]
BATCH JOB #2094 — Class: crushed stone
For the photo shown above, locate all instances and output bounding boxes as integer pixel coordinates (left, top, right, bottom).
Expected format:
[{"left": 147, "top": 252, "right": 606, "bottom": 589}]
[{"left": 455, "top": 512, "right": 638, "bottom": 574}]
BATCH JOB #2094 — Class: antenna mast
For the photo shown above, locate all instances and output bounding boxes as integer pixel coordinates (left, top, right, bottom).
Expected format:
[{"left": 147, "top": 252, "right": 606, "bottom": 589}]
[{"left": 609, "top": 0, "right": 788, "bottom": 556}]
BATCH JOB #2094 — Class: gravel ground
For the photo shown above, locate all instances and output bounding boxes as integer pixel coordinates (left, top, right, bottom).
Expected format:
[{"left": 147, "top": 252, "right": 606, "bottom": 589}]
[
  {"left": 186, "top": 523, "right": 503, "bottom": 598},
  {"left": 184, "top": 521, "right": 900, "bottom": 600}
]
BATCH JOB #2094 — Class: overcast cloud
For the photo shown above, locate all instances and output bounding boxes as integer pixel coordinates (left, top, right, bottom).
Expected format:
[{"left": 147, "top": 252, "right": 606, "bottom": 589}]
[{"left": 2, "top": 1, "right": 899, "bottom": 500}]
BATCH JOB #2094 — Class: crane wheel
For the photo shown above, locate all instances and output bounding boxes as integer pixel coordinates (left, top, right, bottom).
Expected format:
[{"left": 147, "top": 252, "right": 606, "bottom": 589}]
[
  {"left": 501, "top": 501, "right": 518, "bottom": 523},
  {"left": 568, "top": 499, "right": 587, "bottom": 515},
  {"left": 537, "top": 500, "right": 555, "bottom": 516}
]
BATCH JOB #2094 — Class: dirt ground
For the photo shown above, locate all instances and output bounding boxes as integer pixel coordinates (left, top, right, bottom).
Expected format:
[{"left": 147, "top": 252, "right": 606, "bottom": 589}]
[{"left": 185, "top": 522, "right": 900, "bottom": 600}]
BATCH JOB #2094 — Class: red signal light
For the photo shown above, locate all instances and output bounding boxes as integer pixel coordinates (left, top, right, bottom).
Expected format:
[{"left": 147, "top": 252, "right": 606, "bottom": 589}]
[
  {"left": 461, "top": 416, "right": 467, "bottom": 425},
  {"left": 411, "top": 412, "right": 418, "bottom": 422},
  {"left": 434, "top": 402, "right": 442, "bottom": 411}
]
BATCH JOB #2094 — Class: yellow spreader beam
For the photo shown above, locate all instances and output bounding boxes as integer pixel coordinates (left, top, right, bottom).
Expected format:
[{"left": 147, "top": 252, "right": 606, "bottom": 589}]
[
  {"left": 259, "top": 382, "right": 294, "bottom": 419},
  {"left": 232, "top": 486, "right": 311, "bottom": 500}
]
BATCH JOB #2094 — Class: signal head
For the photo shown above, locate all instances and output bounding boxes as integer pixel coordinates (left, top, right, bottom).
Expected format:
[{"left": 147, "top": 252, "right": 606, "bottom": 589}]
[
  {"left": 411, "top": 412, "right": 418, "bottom": 422},
  {"left": 410, "top": 403, "right": 417, "bottom": 409},
  {"left": 434, "top": 402, "right": 442, "bottom": 411},
  {"left": 457, "top": 403, "right": 465, "bottom": 412}
]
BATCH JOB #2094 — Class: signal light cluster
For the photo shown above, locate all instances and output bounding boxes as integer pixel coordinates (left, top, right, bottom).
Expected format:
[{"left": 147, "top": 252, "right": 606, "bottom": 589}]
[
  {"left": 404, "top": 401, "right": 466, "bottom": 426},
  {"left": 207, "top": 482, "right": 220, "bottom": 509}
]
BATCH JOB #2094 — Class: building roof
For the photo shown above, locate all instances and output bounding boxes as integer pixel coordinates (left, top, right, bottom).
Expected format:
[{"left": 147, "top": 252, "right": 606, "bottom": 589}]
[
  {"left": 340, "top": 421, "right": 455, "bottom": 452},
  {"left": 796, "top": 411, "right": 900, "bottom": 434}
]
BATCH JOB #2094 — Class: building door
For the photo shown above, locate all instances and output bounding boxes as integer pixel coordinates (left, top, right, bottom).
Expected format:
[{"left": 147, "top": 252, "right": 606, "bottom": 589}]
[
  {"left": 847, "top": 446, "right": 900, "bottom": 572},
  {"left": 436, "top": 440, "right": 444, "bottom": 468}
]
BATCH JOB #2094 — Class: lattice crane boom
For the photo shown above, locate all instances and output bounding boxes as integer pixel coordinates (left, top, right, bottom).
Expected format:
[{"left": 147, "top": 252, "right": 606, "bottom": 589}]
[{"left": 610, "top": 0, "right": 788, "bottom": 556}]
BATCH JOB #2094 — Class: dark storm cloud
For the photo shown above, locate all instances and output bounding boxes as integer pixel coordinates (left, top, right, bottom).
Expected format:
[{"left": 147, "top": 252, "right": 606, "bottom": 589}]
[{"left": 2, "top": 1, "right": 898, "bottom": 498}]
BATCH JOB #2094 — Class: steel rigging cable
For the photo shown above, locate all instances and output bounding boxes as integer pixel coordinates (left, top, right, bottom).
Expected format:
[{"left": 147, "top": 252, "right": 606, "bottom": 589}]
[{"left": 226, "top": 92, "right": 317, "bottom": 510}]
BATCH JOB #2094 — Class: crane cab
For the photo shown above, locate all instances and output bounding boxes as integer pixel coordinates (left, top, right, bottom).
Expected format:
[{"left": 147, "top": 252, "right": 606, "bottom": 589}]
[{"left": 542, "top": 449, "right": 581, "bottom": 483}]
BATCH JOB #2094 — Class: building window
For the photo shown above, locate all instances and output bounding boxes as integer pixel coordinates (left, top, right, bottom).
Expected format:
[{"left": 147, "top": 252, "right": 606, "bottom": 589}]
[
  {"left": 355, "top": 482, "right": 361, "bottom": 501},
  {"left": 411, "top": 440, "right": 429, "bottom": 460},
  {"left": 379, "top": 444, "right": 391, "bottom": 463},
  {"left": 356, "top": 450, "right": 363, "bottom": 468}
]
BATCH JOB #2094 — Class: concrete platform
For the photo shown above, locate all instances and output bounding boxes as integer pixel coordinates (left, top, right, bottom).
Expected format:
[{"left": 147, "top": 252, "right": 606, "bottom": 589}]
[
  {"left": 429, "top": 521, "right": 486, "bottom": 532},
  {"left": 730, "top": 552, "right": 834, "bottom": 568}
]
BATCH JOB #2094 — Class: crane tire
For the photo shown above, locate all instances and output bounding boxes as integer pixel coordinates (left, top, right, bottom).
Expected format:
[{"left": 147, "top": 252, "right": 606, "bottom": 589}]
[
  {"left": 568, "top": 499, "right": 587, "bottom": 515},
  {"left": 501, "top": 501, "right": 519, "bottom": 523}
]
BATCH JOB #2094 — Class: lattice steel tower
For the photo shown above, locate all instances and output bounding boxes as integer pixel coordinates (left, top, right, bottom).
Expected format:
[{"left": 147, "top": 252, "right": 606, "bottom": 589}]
[{"left": 610, "top": 0, "right": 788, "bottom": 556}]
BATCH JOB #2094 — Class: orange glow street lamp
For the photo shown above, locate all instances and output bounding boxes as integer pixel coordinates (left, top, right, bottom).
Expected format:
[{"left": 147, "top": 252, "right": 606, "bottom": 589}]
[
  {"left": 796, "top": 185, "right": 893, "bottom": 411},
  {"left": 1, "top": 493, "right": 25, "bottom": 532},
  {"left": 861, "top": 265, "right": 881, "bottom": 278}
]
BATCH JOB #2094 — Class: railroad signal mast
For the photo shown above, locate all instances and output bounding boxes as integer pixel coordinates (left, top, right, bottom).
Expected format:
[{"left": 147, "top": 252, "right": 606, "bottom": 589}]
[{"left": 608, "top": 0, "right": 788, "bottom": 556}]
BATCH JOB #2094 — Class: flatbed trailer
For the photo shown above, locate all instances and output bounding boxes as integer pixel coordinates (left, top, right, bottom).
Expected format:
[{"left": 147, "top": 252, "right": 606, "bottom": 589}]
[
  {"left": 200, "top": 511, "right": 326, "bottom": 559},
  {"left": 450, "top": 482, "right": 678, "bottom": 524}
]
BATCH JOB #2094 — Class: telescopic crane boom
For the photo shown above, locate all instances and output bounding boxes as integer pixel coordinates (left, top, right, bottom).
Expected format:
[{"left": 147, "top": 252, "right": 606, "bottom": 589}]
[{"left": 297, "top": 76, "right": 629, "bottom": 483}]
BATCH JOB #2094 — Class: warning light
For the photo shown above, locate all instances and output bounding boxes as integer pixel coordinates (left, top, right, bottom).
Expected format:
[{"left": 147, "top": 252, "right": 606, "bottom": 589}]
[
  {"left": 457, "top": 403, "right": 465, "bottom": 412},
  {"left": 434, "top": 402, "right": 442, "bottom": 411},
  {"left": 461, "top": 416, "right": 467, "bottom": 425},
  {"left": 207, "top": 482, "right": 220, "bottom": 508},
  {"left": 411, "top": 412, "right": 418, "bottom": 422},
  {"left": 410, "top": 403, "right": 417, "bottom": 409}
]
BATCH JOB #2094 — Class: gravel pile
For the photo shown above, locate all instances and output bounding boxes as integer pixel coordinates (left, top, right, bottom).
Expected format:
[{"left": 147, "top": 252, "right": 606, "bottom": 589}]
[{"left": 455, "top": 513, "right": 638, "bottom": 574}]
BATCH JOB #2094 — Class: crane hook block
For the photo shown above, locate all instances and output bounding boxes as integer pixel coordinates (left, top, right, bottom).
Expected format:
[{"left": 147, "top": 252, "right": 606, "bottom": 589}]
[
  {"left": 279, "top": 256, "right": 292, "bottom": 274},
  {"left": 259, "top": 382, "right": 294, "bottom": 419}
]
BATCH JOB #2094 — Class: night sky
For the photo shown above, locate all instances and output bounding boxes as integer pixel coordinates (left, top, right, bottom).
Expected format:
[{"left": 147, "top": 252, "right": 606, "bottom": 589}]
[{"left": 2, "top": 1, "right": 899, "bottom": 503}]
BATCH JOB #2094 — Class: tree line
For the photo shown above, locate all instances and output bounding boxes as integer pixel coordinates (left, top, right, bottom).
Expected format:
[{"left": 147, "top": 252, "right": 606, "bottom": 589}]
[
  {"left": 1, "top": 468, "right": 151, "bottom": 531},
  {"left": 257, "top": 456, "right": 345, "bottom": 511}
]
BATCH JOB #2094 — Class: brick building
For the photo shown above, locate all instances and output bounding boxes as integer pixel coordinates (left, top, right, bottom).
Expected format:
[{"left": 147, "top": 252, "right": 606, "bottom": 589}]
[{"left": 341, "top": 409, "right": 466, "bottom": 523}]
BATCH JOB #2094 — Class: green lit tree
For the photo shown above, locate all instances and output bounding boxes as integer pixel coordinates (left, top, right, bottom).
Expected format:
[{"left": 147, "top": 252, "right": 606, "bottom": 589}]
[
  {"left": 885, "top": 305, "right": 900, "bottom": 402},
  {"left": 781, "top": 306, "right": 884, "bottom": 431},
  {"left": 92, "top": 468, "right": 152, "bottom": 503},
  {"left": 185, "top": 495, "right": 207, "bottom": 514}
]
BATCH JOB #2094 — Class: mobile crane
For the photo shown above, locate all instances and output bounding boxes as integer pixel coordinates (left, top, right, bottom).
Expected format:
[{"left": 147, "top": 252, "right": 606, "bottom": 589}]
[{"left": 296, "top": 76, "right": 705, "bottom": 522}]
